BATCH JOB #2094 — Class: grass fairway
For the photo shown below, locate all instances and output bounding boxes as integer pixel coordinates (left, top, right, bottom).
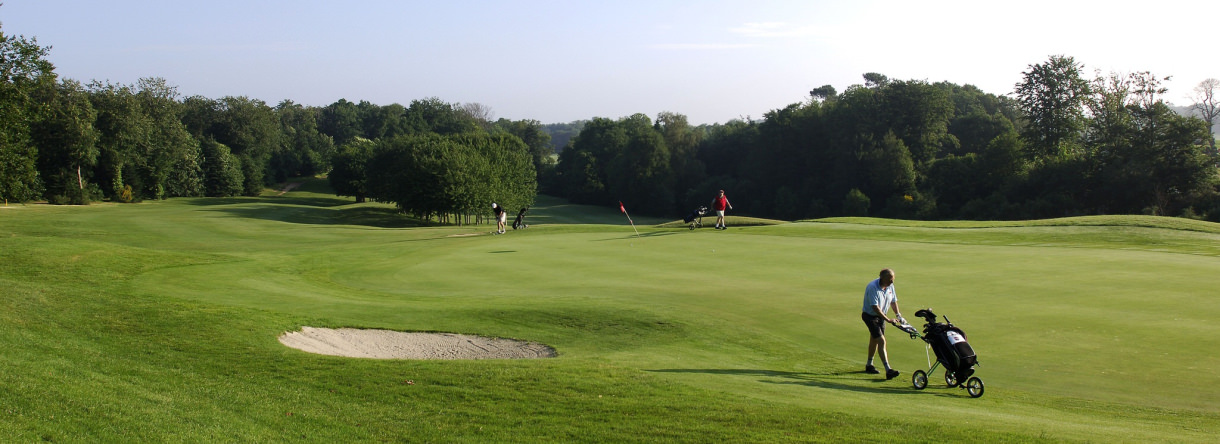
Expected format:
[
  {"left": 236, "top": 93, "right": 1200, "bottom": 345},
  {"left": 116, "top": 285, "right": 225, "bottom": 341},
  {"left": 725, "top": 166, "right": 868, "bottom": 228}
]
[{"left": 2, "top": 178, "right": 1219, "bottom": 442}]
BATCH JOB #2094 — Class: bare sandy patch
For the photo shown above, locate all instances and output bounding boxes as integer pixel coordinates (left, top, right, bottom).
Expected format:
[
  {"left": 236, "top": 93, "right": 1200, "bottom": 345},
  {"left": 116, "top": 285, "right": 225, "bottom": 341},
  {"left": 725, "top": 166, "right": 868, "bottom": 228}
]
[
  {"left": 276, "top": 182, "right": 304, "bottom": 196},
  {"left": 279, "top": 327, "right": 556, "bottom": 360}
]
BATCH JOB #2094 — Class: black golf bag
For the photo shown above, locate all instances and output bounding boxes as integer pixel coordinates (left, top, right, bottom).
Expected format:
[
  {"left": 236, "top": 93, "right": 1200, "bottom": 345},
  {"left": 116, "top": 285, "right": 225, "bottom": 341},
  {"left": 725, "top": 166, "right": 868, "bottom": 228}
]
[
  {"left": 914, "top": 309, "right": 977, "bottom": 385},
  {"left": 512, "top": 207, "right": 529, "bottom": 230},
  {"left": 683, "top": 206, "right": 707, "bottom": 229}
]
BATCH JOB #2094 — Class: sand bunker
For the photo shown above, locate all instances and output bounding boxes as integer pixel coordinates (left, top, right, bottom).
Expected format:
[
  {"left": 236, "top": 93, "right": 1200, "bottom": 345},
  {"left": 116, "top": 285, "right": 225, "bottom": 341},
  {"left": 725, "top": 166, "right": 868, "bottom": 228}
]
[{"left": 279, "top": 327, "right": 557, "bottom": 360}]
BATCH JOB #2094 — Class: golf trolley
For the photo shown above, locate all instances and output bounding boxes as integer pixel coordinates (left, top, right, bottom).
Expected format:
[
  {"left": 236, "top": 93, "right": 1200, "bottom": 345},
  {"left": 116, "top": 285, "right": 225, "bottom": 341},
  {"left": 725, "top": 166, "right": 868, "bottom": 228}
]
[
  {"left": 683, "top": 206, "right": 707, "bottom": 230},
  {"left": 894, "top": 308, "right": 985, "bottom": 398},
  {"left": 512, "top": 207, "right": 529, "bottom": 230}
]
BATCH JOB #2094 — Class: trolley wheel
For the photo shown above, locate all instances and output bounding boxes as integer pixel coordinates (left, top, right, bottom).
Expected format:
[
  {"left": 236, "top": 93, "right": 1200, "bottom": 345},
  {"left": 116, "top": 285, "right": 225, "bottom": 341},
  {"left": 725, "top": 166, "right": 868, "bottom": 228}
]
[
  {"left": 912, "top": 370, "right": 928, "bottom": 390},
  {"left": 945, "top": 371, "right": 957, "bottom": 387},
  {"left": 966, "top": 377, "right": 984, "bottom": 398},
  {"left": 689, "top": 224, "right": 695, "bottom": 230}
]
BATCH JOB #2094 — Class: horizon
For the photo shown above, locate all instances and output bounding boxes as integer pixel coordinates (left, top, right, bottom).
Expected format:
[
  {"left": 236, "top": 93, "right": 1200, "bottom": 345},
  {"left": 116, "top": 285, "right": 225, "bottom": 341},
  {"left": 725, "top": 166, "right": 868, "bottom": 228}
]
[{"left": 3, "top": 0, "right": 1217, "bottom": 125}]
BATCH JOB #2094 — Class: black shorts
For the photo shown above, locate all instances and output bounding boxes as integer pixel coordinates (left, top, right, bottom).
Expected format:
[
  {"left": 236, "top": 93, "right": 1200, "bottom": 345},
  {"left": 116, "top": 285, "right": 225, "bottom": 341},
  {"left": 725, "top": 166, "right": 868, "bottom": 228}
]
[{"left": 861, "top": 312, "right": 886, "bottom": 338}]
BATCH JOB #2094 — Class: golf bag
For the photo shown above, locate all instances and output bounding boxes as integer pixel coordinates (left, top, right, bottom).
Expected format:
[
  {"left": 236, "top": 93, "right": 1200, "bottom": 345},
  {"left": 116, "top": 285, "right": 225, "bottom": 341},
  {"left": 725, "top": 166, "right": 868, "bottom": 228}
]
[
  {"left": 683, "top": 206, "right": 707, "bottom": 230},
  {"left": 512, "top": 207, "right": 529, "bottom": 230},
  {"left": 913, "top": 309, "right": 977, "bottom": 384}
]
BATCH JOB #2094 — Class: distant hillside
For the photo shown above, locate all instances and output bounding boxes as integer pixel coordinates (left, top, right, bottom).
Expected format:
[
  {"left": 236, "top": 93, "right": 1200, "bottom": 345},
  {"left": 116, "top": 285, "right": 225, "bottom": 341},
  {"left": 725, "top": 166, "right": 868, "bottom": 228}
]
[
  {"left": 542, "top": 120, "right": 587, "bottom": 153},
  {"left": 1172, "top": 104, "right": 1219, "bottom": 135}
]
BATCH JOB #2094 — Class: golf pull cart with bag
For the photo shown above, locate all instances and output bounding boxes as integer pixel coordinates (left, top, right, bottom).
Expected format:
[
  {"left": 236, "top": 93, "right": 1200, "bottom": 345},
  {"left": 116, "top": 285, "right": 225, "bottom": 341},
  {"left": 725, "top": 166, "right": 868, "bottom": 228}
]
[
  {"left": 683, "top": 206, "right": 707, "bottom": 230},
  {"left": 894, "top": 308, "right": 984, "bottom": 398},
  {"left": 512, "top": 207, "right": 529, "bottom": 230}
]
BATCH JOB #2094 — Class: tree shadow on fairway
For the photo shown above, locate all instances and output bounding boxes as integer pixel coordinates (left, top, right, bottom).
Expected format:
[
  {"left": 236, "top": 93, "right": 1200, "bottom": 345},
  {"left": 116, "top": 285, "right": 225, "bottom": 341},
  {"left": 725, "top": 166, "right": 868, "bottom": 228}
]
[
  {"left": 649, "top": 368, "right": 957, "bottom": 397},
  {"left": 186, "top": 195, "right": 353, "bottom": 208},
  {"left": 591, "top": 231, "right": 678, "bottom": 241},
  {"left": 200, "top": 201, "right": 438, "bottom": 229}
]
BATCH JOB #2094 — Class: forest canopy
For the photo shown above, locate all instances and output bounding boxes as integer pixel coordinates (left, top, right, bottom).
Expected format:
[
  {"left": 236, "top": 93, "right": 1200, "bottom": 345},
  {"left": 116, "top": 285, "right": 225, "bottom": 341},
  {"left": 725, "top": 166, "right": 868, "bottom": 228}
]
[{"left": 3, "top": 19, "right": 1218, "bottom": 222}]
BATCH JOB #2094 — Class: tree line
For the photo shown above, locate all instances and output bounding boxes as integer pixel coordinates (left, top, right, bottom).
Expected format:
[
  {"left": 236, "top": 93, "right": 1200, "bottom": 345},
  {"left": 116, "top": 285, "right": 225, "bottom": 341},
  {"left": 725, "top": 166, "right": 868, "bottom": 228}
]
[
  {"left": 552, "top": 58, "right": 1220, "bottom": 221},
  {"left": 4, "top": 18, "right": 1219, "bottom": 223},
  {"left": 1, "top": 22, "right": 546, "bottom": 221}
]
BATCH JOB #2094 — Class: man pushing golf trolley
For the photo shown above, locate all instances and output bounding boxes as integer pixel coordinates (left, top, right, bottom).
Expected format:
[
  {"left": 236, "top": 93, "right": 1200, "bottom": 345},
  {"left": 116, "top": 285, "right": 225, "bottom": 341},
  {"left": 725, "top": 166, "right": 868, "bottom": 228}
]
[{"left": 893, "top": 309, "right": 985, "bottom": 398}]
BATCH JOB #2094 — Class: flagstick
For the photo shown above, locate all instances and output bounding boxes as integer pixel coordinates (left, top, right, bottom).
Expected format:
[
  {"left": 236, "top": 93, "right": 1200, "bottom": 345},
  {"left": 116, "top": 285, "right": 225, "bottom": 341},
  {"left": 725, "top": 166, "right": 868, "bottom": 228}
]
[
  {"left": 625, "top": 213, "right": 640, "bottom": 238},
  {"left": 619, "top": 201, "right": 641, "bottom": 238}
]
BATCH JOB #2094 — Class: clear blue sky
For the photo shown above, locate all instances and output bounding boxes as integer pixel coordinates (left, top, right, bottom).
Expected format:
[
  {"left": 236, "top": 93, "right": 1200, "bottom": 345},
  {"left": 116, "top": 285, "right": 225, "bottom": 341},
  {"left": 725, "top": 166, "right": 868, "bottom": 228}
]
[{"left": 3, "top": 0, "right": 1217, "bottom": 125}]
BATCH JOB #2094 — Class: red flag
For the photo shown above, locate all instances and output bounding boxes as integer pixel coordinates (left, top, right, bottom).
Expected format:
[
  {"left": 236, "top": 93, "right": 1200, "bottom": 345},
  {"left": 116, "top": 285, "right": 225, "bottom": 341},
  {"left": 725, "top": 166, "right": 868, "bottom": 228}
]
[{"left": 619, "top": 201, "right": 626, "bottom": 213}]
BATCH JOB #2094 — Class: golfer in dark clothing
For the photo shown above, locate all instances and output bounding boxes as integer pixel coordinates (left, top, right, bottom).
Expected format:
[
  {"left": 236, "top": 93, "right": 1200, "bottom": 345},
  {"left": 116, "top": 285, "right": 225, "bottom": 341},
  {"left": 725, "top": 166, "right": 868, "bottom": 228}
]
[
  {"left": 492, "top": 203, "right": 506, "bottom": 234},
  {"left": 862, "top": 268, "right": 904, "bottom": 380}
]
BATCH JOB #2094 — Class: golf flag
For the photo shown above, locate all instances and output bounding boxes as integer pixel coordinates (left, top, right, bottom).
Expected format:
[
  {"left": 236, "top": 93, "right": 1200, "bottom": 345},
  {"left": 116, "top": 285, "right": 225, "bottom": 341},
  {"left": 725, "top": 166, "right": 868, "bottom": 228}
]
[{"left": 619, "top": 201, "right": 640, "bottom": 238}]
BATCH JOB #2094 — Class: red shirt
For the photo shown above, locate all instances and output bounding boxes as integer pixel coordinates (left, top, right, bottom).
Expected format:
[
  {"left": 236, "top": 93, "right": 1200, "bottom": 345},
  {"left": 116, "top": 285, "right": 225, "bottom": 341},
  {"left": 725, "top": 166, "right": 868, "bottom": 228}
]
[{"left": 712, "top": 195, "right": 730, "bottom": 211}]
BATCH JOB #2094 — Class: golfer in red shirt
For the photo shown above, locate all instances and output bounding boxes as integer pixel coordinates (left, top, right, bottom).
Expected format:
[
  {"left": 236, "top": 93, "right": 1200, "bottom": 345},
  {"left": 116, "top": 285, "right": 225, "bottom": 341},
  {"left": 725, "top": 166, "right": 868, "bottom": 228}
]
[{"left": 710, "top": 190, "right": 733, "bottom": 230}]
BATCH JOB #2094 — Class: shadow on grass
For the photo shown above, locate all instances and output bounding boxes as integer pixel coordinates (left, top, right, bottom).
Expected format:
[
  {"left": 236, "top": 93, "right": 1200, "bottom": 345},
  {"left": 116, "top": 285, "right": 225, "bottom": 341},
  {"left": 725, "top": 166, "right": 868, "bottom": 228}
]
[
  {"left": 204, "top": 201, "right": 437, "bottom": 229},
  {"left": 649, "top": 368, "right": 959, "bottom": 397},
  {"left": 185, "top": 195, "right": 354, "bottom": 208},
  {"left": 591, "top": 231, "right": 679, "bottom": 241}
]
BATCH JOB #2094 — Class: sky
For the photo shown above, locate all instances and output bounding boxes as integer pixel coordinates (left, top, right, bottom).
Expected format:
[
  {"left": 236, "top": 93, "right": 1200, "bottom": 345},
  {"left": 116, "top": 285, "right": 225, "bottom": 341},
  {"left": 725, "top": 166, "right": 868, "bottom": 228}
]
[{"left": 3, "top": 0, "right": 1217, "bottom": 125}]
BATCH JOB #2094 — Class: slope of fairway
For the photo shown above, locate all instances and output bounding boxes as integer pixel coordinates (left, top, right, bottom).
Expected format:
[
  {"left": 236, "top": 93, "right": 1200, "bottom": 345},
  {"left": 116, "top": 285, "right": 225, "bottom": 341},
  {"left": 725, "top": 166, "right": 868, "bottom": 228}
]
[{"left": 1, "top": 181, "right": 1217, "bottom": 442}]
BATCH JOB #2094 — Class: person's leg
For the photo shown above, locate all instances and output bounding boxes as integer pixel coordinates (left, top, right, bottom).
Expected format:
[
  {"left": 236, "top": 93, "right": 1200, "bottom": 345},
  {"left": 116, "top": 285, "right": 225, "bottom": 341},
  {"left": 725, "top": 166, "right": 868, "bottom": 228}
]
[
  {"left": 877, "top": 333, "right": 900, "bottom": 380},
  {"left": 862, "top": 313, "right": 882, "bottom": 373},
  {"left": 876, "top": 335, "right": 890, "bottom": 370},
  {"left": 866, "top": 336, "right": 880, "bottom": 371}
]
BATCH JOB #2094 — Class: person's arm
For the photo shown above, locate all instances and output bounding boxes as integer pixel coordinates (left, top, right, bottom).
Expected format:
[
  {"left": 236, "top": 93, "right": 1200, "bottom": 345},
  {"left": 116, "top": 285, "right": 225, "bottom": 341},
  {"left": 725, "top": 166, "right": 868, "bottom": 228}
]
[
  {"left": 871, "top": 304, "right": 891, "bottom": 323},
  {"left": 889, "top": 300, "right": 902, "bottom": 323}
]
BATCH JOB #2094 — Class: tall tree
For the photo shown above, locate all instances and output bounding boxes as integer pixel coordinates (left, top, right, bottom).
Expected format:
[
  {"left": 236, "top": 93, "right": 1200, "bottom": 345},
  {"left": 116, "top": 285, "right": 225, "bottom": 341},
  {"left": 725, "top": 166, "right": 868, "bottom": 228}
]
[
  {"left": 0, "top": 22, "right": 53, "bottom": 202},
  {"left": 606, "top": 114, "right": 674, "bottom": 215},
  {"left": 809, "top": 85, "right": 837, "bottom": 101},
  {"left": 317, "top": 99, "right": 362, "bottom": 146},
  {"left": 213, "top": 96, "right": 279, "bottom": 195},
  {"left": 328, "top": 137, "right": 373, "bottom": 203},
  {"left": 459, "top": 102, "right": 495, "bottom": 131},
  {"left": 555, "top": 117, "right": 626, "bottom": 204},
  {"left": 88, "top": 81, "right": 150, "bottom": 200},
  {"left": 493, "top": 118, "right": 553, "bottom": 182},
  {"left": 136, "top": 77, "right": 201, "bottom": 198},
  {"left": 199, "top": 137, "right": 244, "bottom": 197},
  {"left": 1190, "top": 78, "right": 1219, "bottom": 157},
  {"left": 880, "top": 79, "right": 953, "bottom": 164},
  {"left": 30, "top": 78, "right": 98, "bottom": 203},
  {"left": 404, "top": 97, "right": 481, "bottom": 135},
  {"left": 1014, "top": 55, "right": 1091, "bottom": 161},
  {"left": 275, "top": 100, "right": 334, "bottom": 180}
]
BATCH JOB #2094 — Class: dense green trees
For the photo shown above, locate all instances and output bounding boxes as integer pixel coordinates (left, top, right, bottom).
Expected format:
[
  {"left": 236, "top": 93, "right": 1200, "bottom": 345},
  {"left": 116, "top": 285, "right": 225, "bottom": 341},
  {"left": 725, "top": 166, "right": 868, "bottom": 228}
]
[
  {"left": 328, "top": 138, "right": 374, "bottom": 203},
  {"left": 364, "top": 133, "right": 535, "bottom": 223},
  {"left": 2, "top": 16, "right": 1216, "bottom": 223},
  {"left": 274, "top": 100, "right": 334, "bottom": 182},
  {"left": 30, "top": 79, "right": 97, "bottom": 203},
  {"left": 0, "top": 27, "right": 52, "bottom": 202},
  {"left": 550, "top": 59, "right": 1216, "bottom": 222},
  {"left": 492, "top": 118, "right": 554, "bottom": 182},
  {"left": 1014, "top": 55, "right": 1091, "bottom": 161}
]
